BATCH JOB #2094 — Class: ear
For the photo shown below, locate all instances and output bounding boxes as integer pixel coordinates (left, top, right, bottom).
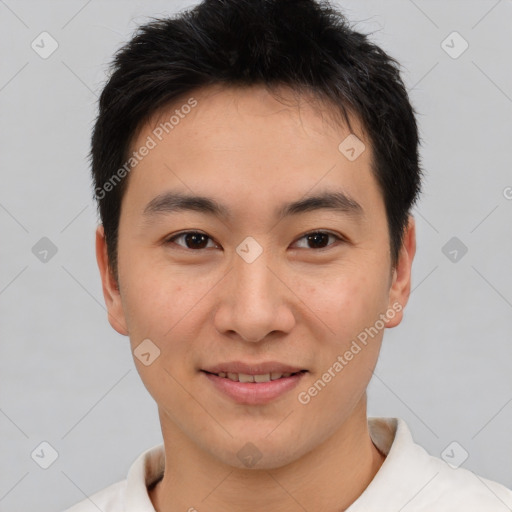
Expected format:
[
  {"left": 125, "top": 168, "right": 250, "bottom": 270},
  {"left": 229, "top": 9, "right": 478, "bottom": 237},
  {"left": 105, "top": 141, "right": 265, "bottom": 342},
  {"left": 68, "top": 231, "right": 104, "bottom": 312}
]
[
  {"left": 95, "top": 225, "right": 129, "bottom": 336},
  {"left": 385, "top": 215, "right": 416, "bottom": 328}
]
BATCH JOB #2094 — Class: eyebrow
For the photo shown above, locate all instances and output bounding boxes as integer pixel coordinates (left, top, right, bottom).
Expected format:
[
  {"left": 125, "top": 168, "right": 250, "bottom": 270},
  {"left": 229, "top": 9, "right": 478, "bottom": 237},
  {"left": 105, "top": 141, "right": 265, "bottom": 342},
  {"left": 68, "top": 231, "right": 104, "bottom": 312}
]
[{"left": 142, "top": 189, "right": 364, "bottom": 223}]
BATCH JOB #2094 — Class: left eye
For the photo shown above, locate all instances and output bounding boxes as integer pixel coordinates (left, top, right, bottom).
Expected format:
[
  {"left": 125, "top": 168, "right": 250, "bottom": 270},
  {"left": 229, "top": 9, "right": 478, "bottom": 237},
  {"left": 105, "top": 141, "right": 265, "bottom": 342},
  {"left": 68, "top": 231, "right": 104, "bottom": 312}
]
[
  {"left": 165, "top": 230, "right": 343, "bottom": 250},
  {"left": 292, "top": 231, "right": 343, "bottom": 250}
]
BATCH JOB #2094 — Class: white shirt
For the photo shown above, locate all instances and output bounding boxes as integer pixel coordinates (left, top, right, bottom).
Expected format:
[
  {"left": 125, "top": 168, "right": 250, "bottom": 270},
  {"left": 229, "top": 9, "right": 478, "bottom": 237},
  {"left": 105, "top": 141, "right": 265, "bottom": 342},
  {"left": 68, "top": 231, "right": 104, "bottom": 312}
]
[{"left": 63, "top": 417, "right": 512, "bottom": 511}]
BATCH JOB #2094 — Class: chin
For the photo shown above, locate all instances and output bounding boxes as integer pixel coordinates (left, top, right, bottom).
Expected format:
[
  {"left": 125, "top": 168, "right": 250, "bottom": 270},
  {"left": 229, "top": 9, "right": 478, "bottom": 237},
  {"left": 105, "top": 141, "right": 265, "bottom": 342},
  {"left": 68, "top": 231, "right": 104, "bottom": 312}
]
[{"left": 206, "top": 431, "right": 312, "bottom": 471}]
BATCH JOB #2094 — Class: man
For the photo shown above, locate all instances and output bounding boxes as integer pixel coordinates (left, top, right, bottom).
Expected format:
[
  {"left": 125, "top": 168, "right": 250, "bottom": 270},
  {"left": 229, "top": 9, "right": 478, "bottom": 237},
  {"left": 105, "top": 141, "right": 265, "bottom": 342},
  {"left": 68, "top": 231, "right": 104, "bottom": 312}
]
[{"left": 64, "top": 0, "right": 512, "bottom": 510}]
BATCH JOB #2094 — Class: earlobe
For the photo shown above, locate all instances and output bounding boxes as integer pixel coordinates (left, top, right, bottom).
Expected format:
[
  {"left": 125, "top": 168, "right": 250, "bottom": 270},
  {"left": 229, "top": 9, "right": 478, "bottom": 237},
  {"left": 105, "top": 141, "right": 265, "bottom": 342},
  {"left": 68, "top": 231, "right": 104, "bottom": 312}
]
[
  {"left": 95, "top": 225, "right": 129, "bottom": 336},
  {"left": 385, "top": 215, "right": 416, "bottom": 329}
]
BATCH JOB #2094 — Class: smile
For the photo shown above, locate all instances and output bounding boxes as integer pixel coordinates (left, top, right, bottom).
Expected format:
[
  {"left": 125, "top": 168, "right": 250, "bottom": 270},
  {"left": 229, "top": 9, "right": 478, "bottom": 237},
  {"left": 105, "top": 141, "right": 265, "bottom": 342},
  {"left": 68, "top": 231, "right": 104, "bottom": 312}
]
[
  {"left": 201, "top": 370, "right": 308, "bottom": 405},
  {"left": 204, "top": 370, "right": 306, "bottom": 382}
]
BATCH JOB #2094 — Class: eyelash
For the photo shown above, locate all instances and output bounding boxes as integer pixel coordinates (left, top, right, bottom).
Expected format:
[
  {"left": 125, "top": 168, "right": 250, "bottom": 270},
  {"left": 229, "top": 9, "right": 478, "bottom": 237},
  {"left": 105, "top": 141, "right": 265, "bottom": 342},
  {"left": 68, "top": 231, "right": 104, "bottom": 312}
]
[{"left": 164, "top": 230, "right": 346, "bottom": 251}]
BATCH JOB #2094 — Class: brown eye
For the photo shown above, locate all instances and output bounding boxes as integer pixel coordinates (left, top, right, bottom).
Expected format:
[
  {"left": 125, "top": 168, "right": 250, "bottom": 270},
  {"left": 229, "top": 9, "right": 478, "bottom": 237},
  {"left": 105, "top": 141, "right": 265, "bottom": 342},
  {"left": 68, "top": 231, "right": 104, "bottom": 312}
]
[
  {"left": 165, "top": 231, "right": 217, "bottom": 250},
  {"left": 164, "top": 230, "right": 344, "bottom": 251},
  {"left": 293, "top": 231, "right": 343, "bottom": 250}
]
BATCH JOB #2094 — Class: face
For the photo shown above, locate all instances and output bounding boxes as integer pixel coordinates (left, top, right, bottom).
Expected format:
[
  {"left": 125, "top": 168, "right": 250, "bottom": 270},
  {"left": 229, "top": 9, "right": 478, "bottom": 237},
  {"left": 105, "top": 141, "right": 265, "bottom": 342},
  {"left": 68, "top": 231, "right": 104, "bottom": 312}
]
[{"left": 96, "top": 84, "right": 415, "bottom": 469}]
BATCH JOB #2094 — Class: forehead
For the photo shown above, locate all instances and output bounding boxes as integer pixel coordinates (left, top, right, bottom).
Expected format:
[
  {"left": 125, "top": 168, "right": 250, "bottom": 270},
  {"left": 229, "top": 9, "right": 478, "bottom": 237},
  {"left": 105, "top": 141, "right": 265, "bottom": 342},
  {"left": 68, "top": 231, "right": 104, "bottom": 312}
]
[
  {"left": 148, "top": 83, "right": 360, "bottom": 148},
  {"left": 122, "top": 84, "right": 383, "bottom": 225}
]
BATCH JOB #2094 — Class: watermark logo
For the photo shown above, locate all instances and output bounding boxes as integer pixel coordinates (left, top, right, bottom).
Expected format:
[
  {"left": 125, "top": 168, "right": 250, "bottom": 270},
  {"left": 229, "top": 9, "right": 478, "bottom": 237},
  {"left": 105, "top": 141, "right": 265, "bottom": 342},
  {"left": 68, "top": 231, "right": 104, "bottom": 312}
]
[
  {"left": 441, "top": 441, "right": 469, "bottom": 468},
  {"left": 338, "top": 134, "right": 366, "bottom": 161},
  {"left": 441, "top": 31, "right": 469, "bottom": 60},
  {"left": 237, "top": 442, "right": 263, "bottom": 468},
  {"left": 442, "top": 236, "right": 468, "bottom": 263},
  {"left": 31, "top": 441, "right": 59, "bottom": 469},
  {"left": 32, "top": 237, "right": 58, "bottom": 263},
  {"left": 31, "top": 31, "right": 59, "bottom": 59},
  {"left": 236, "top": 236, "right": 263, "bottom": 264},
  {"left": 134, "top": 338, "right": 161, "bottom": 366}
]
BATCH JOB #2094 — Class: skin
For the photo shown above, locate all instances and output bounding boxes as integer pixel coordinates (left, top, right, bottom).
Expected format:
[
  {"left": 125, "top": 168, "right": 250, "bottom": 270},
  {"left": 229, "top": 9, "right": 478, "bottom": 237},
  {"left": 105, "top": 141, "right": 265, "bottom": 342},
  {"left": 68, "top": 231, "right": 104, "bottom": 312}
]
[{"left": 96, "top": 84, "right": 416, "bottom": 512}]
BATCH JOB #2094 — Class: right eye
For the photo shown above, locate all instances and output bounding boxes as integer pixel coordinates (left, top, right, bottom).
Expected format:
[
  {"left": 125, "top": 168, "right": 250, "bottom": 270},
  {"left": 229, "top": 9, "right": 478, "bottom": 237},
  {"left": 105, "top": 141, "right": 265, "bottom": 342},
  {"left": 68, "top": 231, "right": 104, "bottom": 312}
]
[{"left": 164, "top": 231, "right": 219, "bottom": 250}]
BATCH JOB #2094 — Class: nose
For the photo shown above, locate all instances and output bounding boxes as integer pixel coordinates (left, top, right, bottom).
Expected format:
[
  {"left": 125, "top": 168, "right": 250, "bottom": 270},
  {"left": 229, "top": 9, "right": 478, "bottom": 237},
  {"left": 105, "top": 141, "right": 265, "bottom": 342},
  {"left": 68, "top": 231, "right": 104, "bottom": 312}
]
[{"left": 213, "top": 247, "right": 296, "bottom": 343}]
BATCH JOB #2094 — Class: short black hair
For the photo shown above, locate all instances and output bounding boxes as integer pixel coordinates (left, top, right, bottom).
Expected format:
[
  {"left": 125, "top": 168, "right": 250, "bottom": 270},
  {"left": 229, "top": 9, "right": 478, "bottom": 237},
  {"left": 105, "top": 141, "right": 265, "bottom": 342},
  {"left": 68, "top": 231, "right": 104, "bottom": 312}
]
[{"left": 91, "top": 0, "right": 423, "bottom": 285}]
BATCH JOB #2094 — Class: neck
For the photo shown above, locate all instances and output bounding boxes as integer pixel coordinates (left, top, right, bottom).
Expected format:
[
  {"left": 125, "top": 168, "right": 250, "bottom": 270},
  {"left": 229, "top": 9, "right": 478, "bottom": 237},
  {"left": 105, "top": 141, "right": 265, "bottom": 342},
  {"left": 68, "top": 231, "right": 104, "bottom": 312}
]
[{"left": 150, "top": 398, "right": 385, "bottom": 512}]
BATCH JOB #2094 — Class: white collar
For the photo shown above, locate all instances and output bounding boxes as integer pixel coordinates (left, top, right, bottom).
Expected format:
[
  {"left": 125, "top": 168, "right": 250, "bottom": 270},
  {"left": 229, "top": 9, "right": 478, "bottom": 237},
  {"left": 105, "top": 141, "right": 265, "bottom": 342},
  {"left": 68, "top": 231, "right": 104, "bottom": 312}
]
[{"left": 122, "top": 417, "right": 512, "bottom": 512}]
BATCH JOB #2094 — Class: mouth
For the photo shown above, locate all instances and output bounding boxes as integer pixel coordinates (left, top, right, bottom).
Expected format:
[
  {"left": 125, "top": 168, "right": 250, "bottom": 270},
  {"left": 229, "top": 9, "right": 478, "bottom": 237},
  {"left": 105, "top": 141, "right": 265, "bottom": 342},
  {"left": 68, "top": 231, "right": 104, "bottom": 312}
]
[
  {"left": 200, "top": 369, "right": 308, "bottom": 405},
  {"left": 201, "top": 369, "right": 307, "bottom": 382}
]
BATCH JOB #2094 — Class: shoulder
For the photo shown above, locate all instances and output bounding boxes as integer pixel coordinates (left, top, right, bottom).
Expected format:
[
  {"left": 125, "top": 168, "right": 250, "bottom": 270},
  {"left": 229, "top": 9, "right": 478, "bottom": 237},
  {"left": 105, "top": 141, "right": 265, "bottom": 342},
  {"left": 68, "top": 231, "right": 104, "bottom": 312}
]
[
  {"left": 60, "top": 442, "right": 164, "bottom": 512},
  {"left": 61, "top": 479, "right": 126, "bottom": 512},
  {"left": 363, "top": 418, "right": 512, "bottom": 511},
  {"left": 420, "top": 454, "right": 512, "bottom": 511}
]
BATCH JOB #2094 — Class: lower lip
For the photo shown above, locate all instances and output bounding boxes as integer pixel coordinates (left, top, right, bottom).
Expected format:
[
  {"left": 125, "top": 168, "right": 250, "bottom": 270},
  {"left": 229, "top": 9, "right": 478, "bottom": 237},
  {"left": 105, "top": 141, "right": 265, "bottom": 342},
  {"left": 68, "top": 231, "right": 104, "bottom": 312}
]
[{"left": 202, "top": 371, "right": 307, "bottom": 405}]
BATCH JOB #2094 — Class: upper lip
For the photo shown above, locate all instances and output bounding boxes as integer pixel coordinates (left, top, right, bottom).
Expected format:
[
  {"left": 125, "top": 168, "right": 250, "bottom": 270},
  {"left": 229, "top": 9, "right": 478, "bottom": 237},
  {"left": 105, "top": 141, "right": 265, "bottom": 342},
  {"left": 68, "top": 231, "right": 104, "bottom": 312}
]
[{"left": 201, "top": 361, "right": 306, "bottom": 375}]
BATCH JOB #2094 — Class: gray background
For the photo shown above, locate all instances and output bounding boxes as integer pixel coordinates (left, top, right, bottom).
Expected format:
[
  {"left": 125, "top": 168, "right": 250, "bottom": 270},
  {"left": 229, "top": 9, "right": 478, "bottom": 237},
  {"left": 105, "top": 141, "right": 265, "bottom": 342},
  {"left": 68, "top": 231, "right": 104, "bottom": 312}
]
[{"left": 1, "top": 1, "right": 511, "bottom": 511}]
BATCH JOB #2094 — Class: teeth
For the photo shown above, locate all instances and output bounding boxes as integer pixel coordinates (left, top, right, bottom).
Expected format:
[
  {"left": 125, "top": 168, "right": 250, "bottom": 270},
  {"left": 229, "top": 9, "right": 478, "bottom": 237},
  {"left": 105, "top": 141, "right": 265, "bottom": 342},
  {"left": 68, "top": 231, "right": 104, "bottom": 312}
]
[
  {"left": 254, "top": 374, "right": 271, "bottom": 383},
  {"left": 216, "top": 371, "right": 298, "bottom": 382}
]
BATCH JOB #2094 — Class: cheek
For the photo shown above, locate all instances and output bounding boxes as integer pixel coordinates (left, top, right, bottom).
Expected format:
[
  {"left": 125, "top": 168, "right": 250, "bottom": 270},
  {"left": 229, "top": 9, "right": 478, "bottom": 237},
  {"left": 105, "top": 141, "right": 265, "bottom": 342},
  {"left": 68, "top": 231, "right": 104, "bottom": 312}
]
[
  {"left": 296, "top": 273, "right": 385, "bottom": 415},
  {"left": 297, "top": 263, "right": 389, "bottom": 341},
  {"left": 120, "top": 270, "right": 200, "bottom": 411},
  {"left": 118, "top": 246, "right": 188, "bottom": 328},
  {"left": 119, "top": 262, "right": 215, "bottom": 371}
]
